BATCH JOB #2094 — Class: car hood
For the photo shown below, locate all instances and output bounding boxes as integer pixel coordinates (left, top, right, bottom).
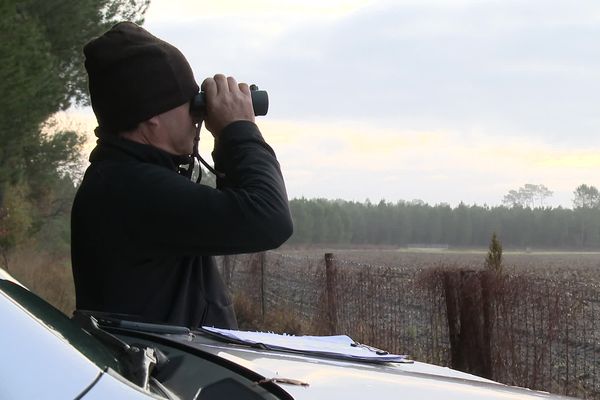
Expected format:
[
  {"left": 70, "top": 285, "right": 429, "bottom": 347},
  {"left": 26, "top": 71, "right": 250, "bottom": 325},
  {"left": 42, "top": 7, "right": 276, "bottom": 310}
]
[{"left": 165, "top": 332, "right": 572, "bottom": 400}]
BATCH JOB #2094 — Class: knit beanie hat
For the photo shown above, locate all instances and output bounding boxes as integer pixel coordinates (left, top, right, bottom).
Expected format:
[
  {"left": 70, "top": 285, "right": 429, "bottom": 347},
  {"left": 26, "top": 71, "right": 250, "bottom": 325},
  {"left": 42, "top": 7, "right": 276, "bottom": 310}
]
[{"left": 84, "top": 22, "right": 199, "bottom": 134}]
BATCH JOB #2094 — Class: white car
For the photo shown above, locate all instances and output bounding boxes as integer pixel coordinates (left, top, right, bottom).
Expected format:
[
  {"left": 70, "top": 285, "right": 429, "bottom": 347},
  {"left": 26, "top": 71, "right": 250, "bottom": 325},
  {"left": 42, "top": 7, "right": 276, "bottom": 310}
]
[{"left": 0, "top": 272, "right": 576, "bottom": 400}]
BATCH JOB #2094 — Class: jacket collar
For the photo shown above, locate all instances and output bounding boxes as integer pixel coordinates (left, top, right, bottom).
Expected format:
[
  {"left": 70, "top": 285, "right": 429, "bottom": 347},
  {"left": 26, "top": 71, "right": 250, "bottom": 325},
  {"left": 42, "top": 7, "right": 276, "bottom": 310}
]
[{"left": 89, "top": 133, "right": 190, "bottom": 171}]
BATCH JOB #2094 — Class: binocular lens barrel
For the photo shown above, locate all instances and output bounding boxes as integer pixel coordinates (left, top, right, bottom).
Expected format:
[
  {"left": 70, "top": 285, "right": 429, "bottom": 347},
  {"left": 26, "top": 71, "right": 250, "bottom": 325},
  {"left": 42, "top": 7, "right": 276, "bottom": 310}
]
[{"left": 190, "top": 86, "right": 269, "bottom": 118}]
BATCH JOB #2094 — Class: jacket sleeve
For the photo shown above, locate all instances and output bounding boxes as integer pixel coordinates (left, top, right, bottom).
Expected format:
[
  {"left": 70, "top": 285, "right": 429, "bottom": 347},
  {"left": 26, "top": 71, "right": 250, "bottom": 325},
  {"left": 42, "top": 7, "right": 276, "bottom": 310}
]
[{"left": 118, "top": 121, "right": 293, "bottom": 255}]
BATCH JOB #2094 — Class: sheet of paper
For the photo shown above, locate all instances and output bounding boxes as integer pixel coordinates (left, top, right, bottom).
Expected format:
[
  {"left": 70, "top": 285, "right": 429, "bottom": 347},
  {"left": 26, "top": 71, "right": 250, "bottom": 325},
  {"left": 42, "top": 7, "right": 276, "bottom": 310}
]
[{"left": 201, "top": 326, "right": 409, "bottom": 363}]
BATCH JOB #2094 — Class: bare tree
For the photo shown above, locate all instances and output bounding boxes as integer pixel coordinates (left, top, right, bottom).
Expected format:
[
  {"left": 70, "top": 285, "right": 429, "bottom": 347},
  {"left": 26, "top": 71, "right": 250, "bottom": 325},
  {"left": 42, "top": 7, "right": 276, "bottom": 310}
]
[
  {"left": 502, "top": 184, "right": 553, "bottom": 208},
  {"left": 573, "top": 184, "right": 600, "bottom": 209}
]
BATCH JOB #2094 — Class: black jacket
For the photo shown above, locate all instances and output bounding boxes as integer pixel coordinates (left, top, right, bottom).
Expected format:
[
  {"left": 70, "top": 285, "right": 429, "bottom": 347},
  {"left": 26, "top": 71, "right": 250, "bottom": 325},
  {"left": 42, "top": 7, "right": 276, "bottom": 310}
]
[{"left": 71, "top": 121, "right": 292, "bottom": 329}]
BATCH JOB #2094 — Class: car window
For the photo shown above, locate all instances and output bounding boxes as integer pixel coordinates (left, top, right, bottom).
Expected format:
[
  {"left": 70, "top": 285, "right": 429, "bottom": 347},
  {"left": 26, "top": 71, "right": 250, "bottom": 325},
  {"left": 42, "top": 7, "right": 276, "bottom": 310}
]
[{"left": 0, "top": 279, "right": 123, "bottom": 374}]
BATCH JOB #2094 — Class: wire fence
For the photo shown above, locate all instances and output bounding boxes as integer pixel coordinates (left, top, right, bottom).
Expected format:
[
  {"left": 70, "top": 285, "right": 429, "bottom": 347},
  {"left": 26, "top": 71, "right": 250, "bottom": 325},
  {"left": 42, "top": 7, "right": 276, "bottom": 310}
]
[{"left": 218, "top": 251, "right": 600, "bottom": 399}]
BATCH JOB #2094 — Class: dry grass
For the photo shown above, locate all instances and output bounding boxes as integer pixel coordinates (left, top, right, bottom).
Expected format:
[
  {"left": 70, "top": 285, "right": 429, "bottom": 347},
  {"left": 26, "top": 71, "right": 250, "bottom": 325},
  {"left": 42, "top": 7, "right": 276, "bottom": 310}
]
[
  {"left": 6, "top": 242, "right": 75, "bottom": 315},
  {"left": 234, "top": 294, "right": 308, "bottom": 335}
]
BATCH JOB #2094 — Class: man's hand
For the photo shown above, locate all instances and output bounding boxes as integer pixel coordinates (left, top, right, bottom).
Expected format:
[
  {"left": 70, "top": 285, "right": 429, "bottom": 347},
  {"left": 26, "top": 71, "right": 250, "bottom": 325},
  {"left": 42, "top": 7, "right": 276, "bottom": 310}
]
[{"left": 202, "top": 74, "right": 255, "bottom": 137}]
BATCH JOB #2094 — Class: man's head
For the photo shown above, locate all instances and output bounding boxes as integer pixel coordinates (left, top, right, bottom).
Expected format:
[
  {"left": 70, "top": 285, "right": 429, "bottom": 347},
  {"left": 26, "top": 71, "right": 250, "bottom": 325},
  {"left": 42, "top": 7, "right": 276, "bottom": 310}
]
[{"left": 84, "top": 22, "right": 199, "bottom": 154}]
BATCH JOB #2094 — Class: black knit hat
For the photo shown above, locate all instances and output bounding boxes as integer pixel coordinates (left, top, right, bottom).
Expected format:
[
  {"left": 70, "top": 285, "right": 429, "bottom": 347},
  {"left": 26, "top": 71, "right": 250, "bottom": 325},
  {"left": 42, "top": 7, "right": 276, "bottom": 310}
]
[{"left": 84, "top": 22, "right": 199, "bottom": 134}]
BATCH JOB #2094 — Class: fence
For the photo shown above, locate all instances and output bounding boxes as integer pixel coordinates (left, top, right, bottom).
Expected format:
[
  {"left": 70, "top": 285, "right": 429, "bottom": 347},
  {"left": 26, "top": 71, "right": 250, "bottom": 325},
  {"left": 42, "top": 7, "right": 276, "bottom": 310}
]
[{"left": 218, "top": 251, "right": 600, "bottom": 399}]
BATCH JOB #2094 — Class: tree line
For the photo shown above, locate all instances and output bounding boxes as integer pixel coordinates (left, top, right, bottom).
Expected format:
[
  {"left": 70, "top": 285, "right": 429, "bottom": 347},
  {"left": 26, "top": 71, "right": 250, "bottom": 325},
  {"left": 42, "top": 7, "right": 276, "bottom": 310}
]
[
  {"left": 287, "top": 196, "right": 600, "bottom": 249},
  {"left": 0, "top": 0, "right": 149, "bottom": 267}
]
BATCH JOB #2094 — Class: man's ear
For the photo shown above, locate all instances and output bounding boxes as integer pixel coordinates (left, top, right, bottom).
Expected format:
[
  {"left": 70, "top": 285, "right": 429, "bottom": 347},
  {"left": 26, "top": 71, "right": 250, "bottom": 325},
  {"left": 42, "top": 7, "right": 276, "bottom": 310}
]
[
  {"left": 139, "top": 115, "right": 161, "bottom": 138},
  {"left": 145, "top": 115, "right": 160, "bottom": 130}
]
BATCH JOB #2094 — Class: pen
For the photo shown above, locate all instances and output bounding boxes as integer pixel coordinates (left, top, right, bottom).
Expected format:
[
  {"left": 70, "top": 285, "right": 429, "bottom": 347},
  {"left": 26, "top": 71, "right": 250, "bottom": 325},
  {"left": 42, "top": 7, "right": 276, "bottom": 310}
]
[{"left": 351, "top": 341, "right": 389, "bottom": 355}]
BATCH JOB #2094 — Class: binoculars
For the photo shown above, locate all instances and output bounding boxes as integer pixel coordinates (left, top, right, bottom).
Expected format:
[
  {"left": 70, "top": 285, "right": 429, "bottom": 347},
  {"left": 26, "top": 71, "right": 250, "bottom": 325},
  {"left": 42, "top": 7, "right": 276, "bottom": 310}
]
[{"left": 190, "top": 85, "right": 268, "bottom": 119}]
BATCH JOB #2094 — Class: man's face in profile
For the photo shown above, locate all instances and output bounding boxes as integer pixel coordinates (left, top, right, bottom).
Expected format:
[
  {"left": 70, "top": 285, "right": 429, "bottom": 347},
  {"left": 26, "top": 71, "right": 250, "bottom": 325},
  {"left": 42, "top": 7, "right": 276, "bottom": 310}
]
[{"left": 154, "top": 102, "right": 197, "bottom": 156}]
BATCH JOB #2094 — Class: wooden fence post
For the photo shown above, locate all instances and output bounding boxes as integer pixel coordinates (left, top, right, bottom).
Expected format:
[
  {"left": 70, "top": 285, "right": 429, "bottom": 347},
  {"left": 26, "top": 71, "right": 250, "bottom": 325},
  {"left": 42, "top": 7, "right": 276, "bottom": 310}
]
[
  {"left": 325, "top": 253, "right": 337, "bottom": 334},
  {"left": 459, "top": 270, "right": 489, "bottom": 378},
  {"left": 222, "top": 255, "right": 231, "bottom": 289},
  {"left": 443, "top": 269, "right": 493, "bottom": 379},
  {"left": 443, "top": 271, "right": 463, "bottom": 370},
  {"left": 260, "top": 252, "right": 266, "bottom": 320},
  {"left": 480, "top": 271, "right": 494, "bottom": 379}
]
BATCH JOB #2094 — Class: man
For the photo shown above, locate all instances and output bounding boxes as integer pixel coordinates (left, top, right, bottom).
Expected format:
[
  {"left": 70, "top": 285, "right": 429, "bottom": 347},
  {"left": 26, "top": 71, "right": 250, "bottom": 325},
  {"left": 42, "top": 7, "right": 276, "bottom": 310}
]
[{"left": 71, "top": 22, "right": 293, "bottom": 329}]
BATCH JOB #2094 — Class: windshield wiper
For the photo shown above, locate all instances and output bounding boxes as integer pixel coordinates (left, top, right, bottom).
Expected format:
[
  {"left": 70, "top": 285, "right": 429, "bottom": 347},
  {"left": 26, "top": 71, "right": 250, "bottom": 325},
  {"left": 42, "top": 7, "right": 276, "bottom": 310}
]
[{"left": 72, "top": 311, "right": 159, "bottom": 390}]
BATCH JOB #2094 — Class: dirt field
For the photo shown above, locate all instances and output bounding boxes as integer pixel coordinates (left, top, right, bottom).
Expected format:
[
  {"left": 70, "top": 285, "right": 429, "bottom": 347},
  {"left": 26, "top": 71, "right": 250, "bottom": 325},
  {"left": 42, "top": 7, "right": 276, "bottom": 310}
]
[{"left": 277, "top": 245, "right": 600, "bottom": 274}]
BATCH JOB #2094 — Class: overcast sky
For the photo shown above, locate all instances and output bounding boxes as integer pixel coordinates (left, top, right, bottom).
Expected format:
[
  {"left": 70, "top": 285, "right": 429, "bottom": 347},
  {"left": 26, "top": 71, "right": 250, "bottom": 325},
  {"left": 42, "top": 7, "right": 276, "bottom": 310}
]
[{"left": 67, "top": 0, "right": 600, "bottom": 207}]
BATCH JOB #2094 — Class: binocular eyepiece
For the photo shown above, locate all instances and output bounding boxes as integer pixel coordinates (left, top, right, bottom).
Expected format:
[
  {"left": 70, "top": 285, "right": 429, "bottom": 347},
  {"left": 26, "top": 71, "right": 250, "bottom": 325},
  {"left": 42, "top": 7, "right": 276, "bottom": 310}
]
[{"left": 190, "top": 84, "right": 269, "bottom": 119}]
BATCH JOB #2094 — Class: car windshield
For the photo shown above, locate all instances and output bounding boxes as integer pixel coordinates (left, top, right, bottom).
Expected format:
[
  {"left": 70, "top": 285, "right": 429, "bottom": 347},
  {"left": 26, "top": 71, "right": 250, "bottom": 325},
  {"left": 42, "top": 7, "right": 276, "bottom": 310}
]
[{"left": 0, "top": 279, "right": 124, "bottom": 374}]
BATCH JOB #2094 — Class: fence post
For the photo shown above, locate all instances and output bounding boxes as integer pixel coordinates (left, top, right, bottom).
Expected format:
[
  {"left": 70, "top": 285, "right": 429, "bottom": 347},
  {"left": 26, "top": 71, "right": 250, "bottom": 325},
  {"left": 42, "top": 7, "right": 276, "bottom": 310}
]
[
  {"left": 458, "top": 270, "right": 490, "bottom": 378},
  {"left": 222, "top": 255, "right": 231, "bottom": 289},
  {"left": 325, "top": 253, "right": 337, "bottom": 334},
  {"left": 443, "top": 271, "right": 463, "bottom": 370},
  {"left": 260, "top": 252, "right": 266, "bottom": 320},
  {"left": 480, "top": 271, "right": 493, "bottom": 379},
  {"left": 443, "top": 269, "right": 492, "bottom": 379}
]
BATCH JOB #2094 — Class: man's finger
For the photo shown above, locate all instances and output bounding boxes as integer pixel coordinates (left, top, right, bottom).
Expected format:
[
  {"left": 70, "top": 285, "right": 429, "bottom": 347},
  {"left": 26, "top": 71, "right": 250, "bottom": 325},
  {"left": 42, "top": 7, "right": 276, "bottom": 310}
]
[
  {"left": 238, "top": 82, "right": 250, "bottom": 95},
  {"left": 201, "top": 77, "right": 216, "bottom": 96},
  {"left": 227, "top": 76, "right": 239, "bottom": 93},
  {"left": 213, "top": 74, "right": 227, "bottom": 94}
]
